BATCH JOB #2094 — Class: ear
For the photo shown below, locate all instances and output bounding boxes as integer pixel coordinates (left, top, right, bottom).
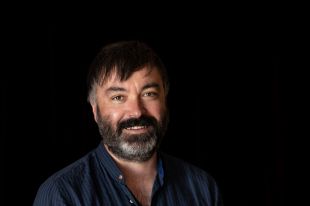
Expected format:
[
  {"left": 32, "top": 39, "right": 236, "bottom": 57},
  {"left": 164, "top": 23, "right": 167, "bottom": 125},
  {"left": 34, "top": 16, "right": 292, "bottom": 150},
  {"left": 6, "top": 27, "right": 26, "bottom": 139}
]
[{"left": 90, "top": 102, "right": 98, "bottom": 123}]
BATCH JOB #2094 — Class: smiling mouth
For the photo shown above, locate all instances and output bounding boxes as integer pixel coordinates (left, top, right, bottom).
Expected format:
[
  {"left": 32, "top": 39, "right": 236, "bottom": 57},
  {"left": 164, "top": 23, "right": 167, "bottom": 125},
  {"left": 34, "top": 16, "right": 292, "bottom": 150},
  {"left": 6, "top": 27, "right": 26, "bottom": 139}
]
[
  {"left": 125, "top": 126, "right": 148, "bottom": 130},
  {"left": 124, "top": 125, "right": 150, "bottom": 133}
]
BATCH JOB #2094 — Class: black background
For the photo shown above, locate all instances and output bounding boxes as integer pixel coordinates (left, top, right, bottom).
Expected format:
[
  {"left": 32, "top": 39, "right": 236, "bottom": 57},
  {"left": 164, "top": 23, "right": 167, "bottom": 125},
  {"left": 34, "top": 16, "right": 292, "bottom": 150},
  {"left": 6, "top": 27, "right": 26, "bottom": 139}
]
[{"left": 2, "top": 10, "right": 292, "bottom": 205}]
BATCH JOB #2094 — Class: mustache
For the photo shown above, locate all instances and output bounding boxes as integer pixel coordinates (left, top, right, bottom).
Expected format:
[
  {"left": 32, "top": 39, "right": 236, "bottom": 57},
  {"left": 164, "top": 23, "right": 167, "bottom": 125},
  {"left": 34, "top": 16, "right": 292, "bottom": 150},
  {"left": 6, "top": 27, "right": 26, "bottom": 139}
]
[{"left": 117, "top": 115, "right": 158, "bottom": 131}]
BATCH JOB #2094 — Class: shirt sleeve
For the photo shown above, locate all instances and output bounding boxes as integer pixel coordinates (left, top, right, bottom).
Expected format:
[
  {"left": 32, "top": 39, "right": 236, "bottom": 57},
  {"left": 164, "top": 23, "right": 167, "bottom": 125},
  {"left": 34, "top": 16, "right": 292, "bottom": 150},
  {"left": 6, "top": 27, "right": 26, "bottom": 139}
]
[
  {"left": 33, "top": 178, "right": 70, "bottom": 206},
  {"left": 207, "top": 173, "right": 224, "bottom": 206}
]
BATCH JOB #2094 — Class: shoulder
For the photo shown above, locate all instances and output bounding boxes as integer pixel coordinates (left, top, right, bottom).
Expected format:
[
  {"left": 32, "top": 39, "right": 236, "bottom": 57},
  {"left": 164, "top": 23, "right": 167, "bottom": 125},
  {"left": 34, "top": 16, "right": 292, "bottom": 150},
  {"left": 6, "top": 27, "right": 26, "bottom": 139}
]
[
  {"left": 47, "top": 148, "right": 97, "bottom": 184},
  {"left": 161, "top": 152, "right": 220, "bottom": 190},
  {"left": 161, "top": 153, "right": 210, "bottom": 177},
  {"left": 33, "top": 149, "right": 97, "bottom": 205},
  {"left": 161, "top": 153, "right": 223, "bottom": 205}
]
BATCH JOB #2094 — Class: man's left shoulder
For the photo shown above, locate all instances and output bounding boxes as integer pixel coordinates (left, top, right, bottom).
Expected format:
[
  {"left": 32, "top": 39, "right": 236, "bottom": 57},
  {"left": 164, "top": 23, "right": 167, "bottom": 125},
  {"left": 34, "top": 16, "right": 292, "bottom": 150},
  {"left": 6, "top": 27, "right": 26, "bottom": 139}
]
[
  {"left": 161, "top": 153, "right": 217, "bottom": 184},
  {"left": 160, "top": 153, "right": 223, "bottom": 205}
]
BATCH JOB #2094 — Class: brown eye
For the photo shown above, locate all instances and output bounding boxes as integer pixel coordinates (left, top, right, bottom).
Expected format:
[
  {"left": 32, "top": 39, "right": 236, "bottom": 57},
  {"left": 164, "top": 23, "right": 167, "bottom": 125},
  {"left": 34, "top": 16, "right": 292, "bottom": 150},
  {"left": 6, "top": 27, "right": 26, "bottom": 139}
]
[
  {"left": 112, "top": 95, "right": 125, "bottom": 102},
  {"left": 143, "top": 92, "right": 158, "bottom": 97}
]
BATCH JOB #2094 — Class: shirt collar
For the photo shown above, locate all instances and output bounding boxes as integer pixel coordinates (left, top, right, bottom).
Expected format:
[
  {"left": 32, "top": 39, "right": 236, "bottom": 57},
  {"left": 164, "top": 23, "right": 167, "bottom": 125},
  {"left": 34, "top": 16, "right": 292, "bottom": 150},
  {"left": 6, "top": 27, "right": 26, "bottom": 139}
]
[
  {"left": 95, "top": 142, "right": 124, "bottom": 183},
  {"left": 157, "top": 155, "right": 165, "bottom": 186}
]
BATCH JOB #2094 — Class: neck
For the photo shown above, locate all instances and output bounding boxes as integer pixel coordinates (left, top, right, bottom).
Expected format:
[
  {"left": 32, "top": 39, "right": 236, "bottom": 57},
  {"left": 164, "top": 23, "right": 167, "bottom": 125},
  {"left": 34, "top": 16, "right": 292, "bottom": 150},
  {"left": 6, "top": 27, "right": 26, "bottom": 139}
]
[{"left": 104, "top": 144, "right": 158, "bottom": 177}]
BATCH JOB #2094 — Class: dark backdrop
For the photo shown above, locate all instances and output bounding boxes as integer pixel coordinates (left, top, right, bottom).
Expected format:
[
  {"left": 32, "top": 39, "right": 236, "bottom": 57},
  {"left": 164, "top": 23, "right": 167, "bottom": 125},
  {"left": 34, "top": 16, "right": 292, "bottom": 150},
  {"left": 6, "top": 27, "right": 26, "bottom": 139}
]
[{"left": 3, "top": 18, "right": 287, "bottom": 206}]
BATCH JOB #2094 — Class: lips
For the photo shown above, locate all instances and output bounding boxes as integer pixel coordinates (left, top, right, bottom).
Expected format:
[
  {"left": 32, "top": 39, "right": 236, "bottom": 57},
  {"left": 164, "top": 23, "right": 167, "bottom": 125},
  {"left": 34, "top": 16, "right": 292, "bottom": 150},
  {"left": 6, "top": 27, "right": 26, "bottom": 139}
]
[{"left": 125, "top": 126, "right": 148, "bottom": 130}]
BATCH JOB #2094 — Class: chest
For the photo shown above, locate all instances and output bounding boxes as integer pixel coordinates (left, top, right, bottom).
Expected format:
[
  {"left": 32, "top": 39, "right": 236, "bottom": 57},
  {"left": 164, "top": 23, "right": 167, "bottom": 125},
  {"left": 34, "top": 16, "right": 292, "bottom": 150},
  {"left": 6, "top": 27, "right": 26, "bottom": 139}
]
[{"left": 125, "top": 179, "right": 153, "bottom": 206}]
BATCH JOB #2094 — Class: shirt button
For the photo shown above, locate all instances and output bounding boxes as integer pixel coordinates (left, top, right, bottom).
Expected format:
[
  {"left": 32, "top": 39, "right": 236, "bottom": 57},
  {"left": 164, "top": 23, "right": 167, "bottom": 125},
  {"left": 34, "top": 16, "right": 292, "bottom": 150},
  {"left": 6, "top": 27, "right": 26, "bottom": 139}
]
[
  {"left": 129, "top": 199, "right": 134, "bottom": 204},
  {"left": 118, "top": 175, "right": 123, "bottom": 180}
]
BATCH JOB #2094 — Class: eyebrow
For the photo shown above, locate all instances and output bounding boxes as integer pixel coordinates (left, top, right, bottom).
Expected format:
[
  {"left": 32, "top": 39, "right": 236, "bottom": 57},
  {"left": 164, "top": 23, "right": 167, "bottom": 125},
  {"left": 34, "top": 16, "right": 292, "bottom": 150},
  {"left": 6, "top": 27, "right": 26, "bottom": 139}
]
[
  {"left": 142, "top": 82, "right": 160, "bottom": 91},
  {"left": 105, "top": 87, "right": 127, "bottom": 93},
  {"left": 105, "top": 82, "right": 160, "bottom": 94}
]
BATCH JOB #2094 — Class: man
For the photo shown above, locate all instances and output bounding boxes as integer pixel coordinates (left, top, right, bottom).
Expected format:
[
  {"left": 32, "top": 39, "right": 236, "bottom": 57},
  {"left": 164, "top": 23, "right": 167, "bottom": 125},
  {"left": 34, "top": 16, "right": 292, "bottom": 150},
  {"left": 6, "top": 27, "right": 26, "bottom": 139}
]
[{"left": 33, "top": 41, "right": 223, "bottom": 206}]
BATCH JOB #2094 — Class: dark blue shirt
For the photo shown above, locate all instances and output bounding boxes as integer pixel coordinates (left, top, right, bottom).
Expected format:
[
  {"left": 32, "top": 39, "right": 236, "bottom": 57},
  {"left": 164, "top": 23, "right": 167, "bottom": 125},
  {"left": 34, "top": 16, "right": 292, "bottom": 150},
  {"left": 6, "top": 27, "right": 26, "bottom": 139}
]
[{"left": 33, "top": 142, "right": 223, "bottom": 205}]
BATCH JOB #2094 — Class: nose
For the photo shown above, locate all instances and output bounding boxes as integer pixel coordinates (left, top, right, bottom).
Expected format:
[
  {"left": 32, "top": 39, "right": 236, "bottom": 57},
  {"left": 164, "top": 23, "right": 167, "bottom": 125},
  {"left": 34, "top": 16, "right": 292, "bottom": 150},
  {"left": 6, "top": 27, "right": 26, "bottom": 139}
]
[{"left": 126, "top": 98, "right": 146, "bottom": 118}]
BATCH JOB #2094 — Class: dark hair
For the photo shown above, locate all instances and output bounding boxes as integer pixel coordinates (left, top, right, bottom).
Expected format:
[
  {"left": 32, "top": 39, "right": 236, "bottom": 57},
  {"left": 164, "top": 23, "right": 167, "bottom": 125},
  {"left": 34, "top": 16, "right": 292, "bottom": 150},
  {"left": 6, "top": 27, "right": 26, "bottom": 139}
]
[{"left": 87, "top": 41, "right": 169, "bottom": 104}]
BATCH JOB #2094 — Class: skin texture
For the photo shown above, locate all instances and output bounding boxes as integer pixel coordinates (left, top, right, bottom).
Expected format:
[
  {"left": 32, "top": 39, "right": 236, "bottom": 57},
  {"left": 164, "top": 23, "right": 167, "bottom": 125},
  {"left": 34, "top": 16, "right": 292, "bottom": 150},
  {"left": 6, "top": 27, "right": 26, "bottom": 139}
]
[
  {"left": 91, "top": 67, "right": 166, "bottom": 130},
  {"left": 90, "top": 67, "right": 167, "bottom": 206}
]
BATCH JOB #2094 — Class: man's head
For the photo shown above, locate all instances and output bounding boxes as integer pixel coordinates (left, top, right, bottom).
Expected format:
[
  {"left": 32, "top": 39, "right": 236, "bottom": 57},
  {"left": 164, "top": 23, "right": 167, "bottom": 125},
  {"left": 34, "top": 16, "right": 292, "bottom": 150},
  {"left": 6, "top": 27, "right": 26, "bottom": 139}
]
[{"left": 87, "top": 41, "right": 169, "bottom": 162}]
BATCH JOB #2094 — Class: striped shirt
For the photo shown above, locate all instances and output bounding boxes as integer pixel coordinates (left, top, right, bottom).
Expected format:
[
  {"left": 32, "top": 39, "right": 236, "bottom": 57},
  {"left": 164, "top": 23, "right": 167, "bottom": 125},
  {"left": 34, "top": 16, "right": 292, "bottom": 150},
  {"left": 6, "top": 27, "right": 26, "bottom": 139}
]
[{"left": 33, "top": 142, "right": 223, "bottom": 205}]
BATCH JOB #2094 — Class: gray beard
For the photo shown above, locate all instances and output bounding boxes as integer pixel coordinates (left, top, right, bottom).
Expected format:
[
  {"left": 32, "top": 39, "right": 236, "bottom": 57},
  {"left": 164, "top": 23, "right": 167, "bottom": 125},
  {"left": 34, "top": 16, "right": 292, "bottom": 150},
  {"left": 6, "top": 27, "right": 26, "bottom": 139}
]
[
  {"left": 103, "top": 130, "right": 158, "bottom": 162},
  {"left": 96, "top": 108, "right": 168, "bottom": 162}
]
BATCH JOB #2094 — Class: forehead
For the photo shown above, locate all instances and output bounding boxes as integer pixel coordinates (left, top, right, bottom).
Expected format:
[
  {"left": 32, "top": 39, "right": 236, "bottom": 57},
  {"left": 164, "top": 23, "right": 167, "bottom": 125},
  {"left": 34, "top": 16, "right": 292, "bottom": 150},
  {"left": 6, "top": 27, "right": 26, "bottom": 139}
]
[{"left": 102, "top": 67, "right": 163, "bottom": 87}]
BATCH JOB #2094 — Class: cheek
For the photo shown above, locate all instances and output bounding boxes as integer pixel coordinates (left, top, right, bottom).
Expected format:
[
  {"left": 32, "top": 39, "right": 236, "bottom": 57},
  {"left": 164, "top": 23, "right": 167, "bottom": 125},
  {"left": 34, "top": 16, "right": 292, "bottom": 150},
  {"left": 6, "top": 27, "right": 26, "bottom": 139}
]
[
  {"left": 146, "top": 102, "right": 166, "bottom": 120},
  {"left": 109, "top": 112, "right": 122, "bottom": 123},
  {"left": 100, "top": 107, "right": 124, "bottom": 127},
  {"left": 160, "top": 105, "right": 167, "bottom": 120}
]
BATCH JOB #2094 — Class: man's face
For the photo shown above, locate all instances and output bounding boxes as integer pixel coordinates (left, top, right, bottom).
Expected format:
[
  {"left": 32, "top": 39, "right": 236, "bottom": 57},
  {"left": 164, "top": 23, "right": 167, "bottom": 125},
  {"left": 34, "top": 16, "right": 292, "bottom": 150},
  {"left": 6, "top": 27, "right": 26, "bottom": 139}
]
[{"left": 91, "top": 67, "right": 168, "bottom": 162}]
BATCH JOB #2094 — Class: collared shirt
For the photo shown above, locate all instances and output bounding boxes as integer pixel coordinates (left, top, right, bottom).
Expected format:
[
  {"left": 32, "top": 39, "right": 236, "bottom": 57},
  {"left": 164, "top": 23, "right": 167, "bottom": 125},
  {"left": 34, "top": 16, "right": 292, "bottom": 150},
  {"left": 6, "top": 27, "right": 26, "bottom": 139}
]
[{"left": 33, "top": 142, "right": 223, "bottom": 206}]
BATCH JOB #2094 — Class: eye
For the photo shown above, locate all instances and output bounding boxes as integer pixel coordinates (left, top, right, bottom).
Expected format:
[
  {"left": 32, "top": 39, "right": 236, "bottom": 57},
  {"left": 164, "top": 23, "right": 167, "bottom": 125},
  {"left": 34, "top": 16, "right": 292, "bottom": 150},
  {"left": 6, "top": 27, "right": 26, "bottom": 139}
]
[
  {"left": 143, "top": 92, "right": 158, "bottom": 98},
  {"left": 111, "top": 95, "right": 125, "bottom": 102}
]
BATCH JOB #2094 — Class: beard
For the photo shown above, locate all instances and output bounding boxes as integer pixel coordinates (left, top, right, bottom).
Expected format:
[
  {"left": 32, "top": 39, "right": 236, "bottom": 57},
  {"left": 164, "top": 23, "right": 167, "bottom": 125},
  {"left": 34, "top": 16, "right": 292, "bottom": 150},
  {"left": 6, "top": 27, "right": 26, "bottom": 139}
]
[{"left": 96, "top": 106, "right": 168, "bottom": 162}]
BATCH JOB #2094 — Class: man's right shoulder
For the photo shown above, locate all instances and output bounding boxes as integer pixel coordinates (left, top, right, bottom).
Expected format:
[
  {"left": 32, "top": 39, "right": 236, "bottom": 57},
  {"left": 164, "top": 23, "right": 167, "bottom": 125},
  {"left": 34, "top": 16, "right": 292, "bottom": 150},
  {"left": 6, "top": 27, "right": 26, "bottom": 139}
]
[{"left": 33, "top": 149, "right": 98, "bottom": 205}]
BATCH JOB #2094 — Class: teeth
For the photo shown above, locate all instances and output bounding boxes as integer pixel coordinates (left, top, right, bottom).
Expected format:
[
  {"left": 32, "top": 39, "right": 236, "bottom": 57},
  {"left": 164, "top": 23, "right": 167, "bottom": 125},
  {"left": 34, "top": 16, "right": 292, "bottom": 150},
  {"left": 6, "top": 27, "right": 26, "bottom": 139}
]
[{"left": 126, "top": 126, "right": 147, "bottom": 130}]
